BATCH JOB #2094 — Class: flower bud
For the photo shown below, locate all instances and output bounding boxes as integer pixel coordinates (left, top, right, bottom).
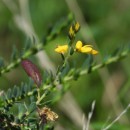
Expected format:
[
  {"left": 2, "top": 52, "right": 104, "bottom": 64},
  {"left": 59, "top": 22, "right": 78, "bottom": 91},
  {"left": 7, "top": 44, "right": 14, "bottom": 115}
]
[{"left": 21, "top": 59, "right": 42, "bottom": 87}]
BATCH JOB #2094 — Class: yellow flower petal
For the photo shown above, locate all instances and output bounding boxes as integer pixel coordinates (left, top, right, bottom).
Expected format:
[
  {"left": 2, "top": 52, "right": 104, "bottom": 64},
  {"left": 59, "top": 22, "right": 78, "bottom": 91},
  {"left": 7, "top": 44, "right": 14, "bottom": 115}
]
[
  {"left": 91, "top": 49, "right": 98, "bottom": 55},
  {"left": 83, "top": 45, "right": 93, "bottom": 48},
  {"left": 55, "top": 45, "right": 68, "bottom": 54},
  {"left": 75, "top": 41, "right": 83, "bottom": 51},
  {"left": 80, "top": 46, "right": 92, "bottom": 53}
]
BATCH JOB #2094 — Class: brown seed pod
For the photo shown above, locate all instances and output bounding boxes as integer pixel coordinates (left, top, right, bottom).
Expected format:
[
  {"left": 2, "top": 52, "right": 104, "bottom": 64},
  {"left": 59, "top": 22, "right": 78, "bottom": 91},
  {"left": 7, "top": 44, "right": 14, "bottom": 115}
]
[{"left": 21, "top": 59, "right": 42, "bottom": 87}]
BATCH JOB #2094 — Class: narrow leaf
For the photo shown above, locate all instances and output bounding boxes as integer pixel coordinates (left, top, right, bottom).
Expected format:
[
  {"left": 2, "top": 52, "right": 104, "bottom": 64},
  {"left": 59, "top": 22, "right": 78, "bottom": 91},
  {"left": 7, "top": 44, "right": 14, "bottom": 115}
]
[
  {"left": 82, "top": 54, "right": 93, "bottom": 70},
  {"left": 7, "top": 88, "right": 12, "bottom": 99},
  {"left": 13, "top": 85, "right": 18, "bottom": 97},
  {"left": 11, "top": 45, "right": 19, "bottom": 61},
  {"left": 28, "top": 102, "right": 36, "bottom": 113}
]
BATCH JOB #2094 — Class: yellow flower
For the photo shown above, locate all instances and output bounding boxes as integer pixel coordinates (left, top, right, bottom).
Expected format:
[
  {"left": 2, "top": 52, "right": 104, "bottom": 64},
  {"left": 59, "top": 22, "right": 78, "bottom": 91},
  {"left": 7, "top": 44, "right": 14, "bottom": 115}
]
[
  {"left": 55, "top": 45, "right": 68, "bottom": 54},
  {"left": 75, "top": 41, "right": 98, "bottom": 55}
]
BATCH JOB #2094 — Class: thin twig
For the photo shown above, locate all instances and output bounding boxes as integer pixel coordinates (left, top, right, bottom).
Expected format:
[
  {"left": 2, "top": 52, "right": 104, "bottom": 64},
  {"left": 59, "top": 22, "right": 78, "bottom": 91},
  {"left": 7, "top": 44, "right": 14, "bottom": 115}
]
[
  {"left": 102, "top": 104, "right": 130, "bottom": 130},
  {"left": 86, "top": 101, "right": 96, "bottom": 130}
]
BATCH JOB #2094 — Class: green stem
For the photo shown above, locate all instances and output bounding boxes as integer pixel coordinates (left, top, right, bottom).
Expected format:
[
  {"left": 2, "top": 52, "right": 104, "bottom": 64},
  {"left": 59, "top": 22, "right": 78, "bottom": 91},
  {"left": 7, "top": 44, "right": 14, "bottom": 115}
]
[
  {"left": 64, "top": 50, "right": 129, "bottom": 82},
  {"left": 36, "top": 92, "right": 46, "bottom": 105},
  {"left": 0, "top": 44, "right": 42, "bottom": 75},
  {"left": 36, "top": 87, "right": 51, "bottom": 105},
  {"left": 4, "top": 50, "right": 129, "bottom": 108}
]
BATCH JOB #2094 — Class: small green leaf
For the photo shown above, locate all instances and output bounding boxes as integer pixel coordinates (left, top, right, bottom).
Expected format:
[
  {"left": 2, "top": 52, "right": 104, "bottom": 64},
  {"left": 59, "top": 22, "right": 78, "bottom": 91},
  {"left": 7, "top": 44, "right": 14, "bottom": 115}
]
[
  {"left": 21, "top": 83, "right": 25, "bottom": 94},
  {"left": 112, "top": 45, "right": 124, "bottom": 57},
  {"left": 82, "top": 54, "right": 93, "bottom": 70},
  {"left": 69, "top": 47, "right": 74, "bottom": 55},
  {"left": 24, "top": 84, "right": 28, "bottom": 93},
  {"left": 28, "top": 102, "right": 36, "bottom": 113},
  {"left": 13, "top": 85, "right": 18, "bottom": 97},
  {"left": 7, "top": 88, "right": 12, "bottom": 99},
  {"left": 61, "top": 62, "right": 70, "bottom": 77},
  {"left": 23, "top": 38, "right": 32, "bottom": 52},
  {"left": 28, "top": 78, "right": 33, "bottom": 91},
  {"left": 28, "top": 118, "right": 37, "bottom": 123},
  {"left": 73, "top": 69, "right": 81, "bottom": 80},
  {"left": 44, "top": 124, "right": 54, "bottom": 130},
  {"left": 0, "top": 98, "right": 5, "bottom": 107},
  {"left": 11, "top": 45, "right": 19, "bottom": 61},
  {"left": 103, "top": 54, "right": 111, "bottom": 63},
  {"left": 18, "top": 104, "right": 26, "bottom": 118},
  {"left": 30, "top": 95, "right": 36, "bottom": 103},
  {"left": 67, "top": 68, "right": 75, "bottom": 77}
]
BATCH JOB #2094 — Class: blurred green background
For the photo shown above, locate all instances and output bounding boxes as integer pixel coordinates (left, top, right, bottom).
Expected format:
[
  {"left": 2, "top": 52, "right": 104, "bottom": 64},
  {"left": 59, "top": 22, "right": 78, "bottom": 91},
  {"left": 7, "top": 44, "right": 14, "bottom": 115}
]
[{"left": 0, "top": 0, "right": 130, "bottom": 129}]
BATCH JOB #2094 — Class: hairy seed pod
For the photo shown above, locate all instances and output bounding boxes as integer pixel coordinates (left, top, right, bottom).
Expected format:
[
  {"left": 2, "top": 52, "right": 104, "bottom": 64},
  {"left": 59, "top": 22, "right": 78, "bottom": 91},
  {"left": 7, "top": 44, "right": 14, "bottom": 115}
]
[{"left": 21, "top": 59, "right": 42, "bottom": 87}]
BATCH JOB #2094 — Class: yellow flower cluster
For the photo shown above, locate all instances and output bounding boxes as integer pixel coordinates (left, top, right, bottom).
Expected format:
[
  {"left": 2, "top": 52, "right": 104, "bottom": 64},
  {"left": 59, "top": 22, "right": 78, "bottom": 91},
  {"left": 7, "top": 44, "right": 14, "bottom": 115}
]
[
  {"left": 68, "top": 22, "right": 80, "bottom": 39},
  {"left": 55, "top": 40, "right": 98, "bottom": 55}
]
